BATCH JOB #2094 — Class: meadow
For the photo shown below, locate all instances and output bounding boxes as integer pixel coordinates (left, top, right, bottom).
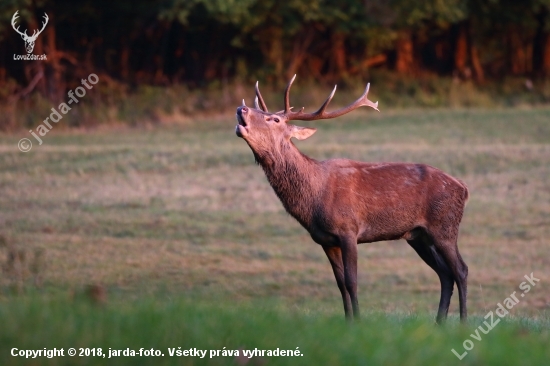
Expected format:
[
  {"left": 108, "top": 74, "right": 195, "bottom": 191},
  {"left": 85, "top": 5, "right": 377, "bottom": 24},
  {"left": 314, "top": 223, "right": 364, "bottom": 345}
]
[{"left": 0, "top": 107, "right": 549, "bottom": 365}]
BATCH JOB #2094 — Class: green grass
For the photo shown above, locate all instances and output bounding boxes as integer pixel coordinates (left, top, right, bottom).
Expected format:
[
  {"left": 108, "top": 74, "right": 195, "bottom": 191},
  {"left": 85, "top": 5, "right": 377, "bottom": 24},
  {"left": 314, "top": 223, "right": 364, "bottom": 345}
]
[
  {"left": 0, "top": 107, "right": 550, "bottom": 365},
  {"left": 1, "top": 295, "right": 550, "bottom": 366}
]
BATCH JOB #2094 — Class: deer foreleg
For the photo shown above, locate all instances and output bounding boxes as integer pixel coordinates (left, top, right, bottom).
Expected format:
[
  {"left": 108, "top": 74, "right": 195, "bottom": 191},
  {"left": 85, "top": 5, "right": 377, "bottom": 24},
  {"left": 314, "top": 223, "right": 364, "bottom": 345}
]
[
  {"left": 340, "top": 236, "right": 360, "bottom": 320},
  {"left": 323, "top": 246, "right": 352, "bottom": 319}
]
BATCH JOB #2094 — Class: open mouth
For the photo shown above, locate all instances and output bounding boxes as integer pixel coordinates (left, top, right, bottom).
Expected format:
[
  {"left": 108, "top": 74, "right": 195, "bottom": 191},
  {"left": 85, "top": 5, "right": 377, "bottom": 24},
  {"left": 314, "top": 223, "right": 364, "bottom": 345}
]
[{"left": 235, "top": 113, "right": 248, "bottom": 137}]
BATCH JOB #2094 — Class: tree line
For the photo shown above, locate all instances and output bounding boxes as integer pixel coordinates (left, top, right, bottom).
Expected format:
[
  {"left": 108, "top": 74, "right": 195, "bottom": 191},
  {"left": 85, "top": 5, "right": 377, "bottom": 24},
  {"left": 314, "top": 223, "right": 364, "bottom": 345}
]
[{"left": 1, "top": 0, "right": 549, "bottom": 103}]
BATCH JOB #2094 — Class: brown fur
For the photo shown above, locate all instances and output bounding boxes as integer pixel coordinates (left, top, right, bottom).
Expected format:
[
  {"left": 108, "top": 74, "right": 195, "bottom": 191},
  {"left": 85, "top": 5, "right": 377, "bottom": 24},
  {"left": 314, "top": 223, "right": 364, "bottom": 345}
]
[{"left": 235, "top": 84, "right": 469, "bottom": 323}]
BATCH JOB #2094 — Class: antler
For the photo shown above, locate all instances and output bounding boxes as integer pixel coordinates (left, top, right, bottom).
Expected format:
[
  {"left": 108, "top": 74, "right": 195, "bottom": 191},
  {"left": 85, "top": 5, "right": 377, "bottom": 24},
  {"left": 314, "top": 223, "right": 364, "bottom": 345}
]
[
  {"left": 11, "top": 11, "right": 28, "bottom": 38},
  {"left": 254, "top": 81, "right": 268, "bottom": 112},
  {"left": 11, "top": 11, "right": 48, "bottom": 40},
  {"left": 31, "top": 13, "right": 48, "bottom": 39},
  {"left": 281, "top": 75, "right": 379, "bottom": 121}
]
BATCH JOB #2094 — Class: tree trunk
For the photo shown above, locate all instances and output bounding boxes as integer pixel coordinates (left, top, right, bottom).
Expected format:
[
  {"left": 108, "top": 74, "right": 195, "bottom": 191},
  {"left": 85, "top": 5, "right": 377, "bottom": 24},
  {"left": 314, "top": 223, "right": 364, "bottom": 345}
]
[
  {"left": 120, "top": 44, "right": 130, "bottom": 81},
  {"left": 395, "top": 32, "right": 414, "bottom": 74},
  {"left": 330, "top": 32, "right": 347, "bottom": 79},
  {"left": 454, "top": 24, "right": 468, "bottom": 73},
  {"left": 509, "top": 29, "right": 529, "bottom": 75},
  {"left": 453, "top": 21, "right": 484, "bottom": 82},
  {"left": 258, "top": 27, "right": 283, "bottom": 80},
  {"left": 287, "top": 28, "right": 314, "bottom": 80},
  {"left": 533, "top": 6, "right": 550, "bottom": 77},
  {"left": 45, "top": 16, "right": 65, "bottom": 103},
  {"left": 544, "top": 36, "right": 550, "bottom": 77},
  {"left": 24, "top": 14, "right": 46, "bottom": 96},
  {"left": 306, "top": 56, "right": 323, "bottom": 80},
  {"left": 470, "top": 45, "right": 484, "bottom": 83}
]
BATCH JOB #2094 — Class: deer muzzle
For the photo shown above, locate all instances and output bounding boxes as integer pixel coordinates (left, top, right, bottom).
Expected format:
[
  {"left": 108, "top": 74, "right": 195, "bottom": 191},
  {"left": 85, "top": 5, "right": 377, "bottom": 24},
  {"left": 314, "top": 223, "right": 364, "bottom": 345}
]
[{"left": 235, "top": 106, "right": 249, "bottom": 138}]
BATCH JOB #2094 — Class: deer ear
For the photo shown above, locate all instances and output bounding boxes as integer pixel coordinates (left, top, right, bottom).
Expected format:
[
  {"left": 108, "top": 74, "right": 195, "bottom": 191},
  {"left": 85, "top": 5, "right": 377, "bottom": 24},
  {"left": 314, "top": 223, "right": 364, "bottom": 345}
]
[{"left": 290, "top": 125, "right": 317, "bottom": 140}]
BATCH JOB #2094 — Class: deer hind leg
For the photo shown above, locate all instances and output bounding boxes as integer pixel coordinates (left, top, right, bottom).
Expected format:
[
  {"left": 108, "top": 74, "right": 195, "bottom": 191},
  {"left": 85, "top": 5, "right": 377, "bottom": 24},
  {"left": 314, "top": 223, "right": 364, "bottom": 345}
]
[
  {"left": 430, "top": 234, "right": 468, "bottom": 323},
  {"left": 323, "top": 246, "right": 353, "bottom": 319},
  {"left": 407, "top": 233, "right": 454, "bottom": 324}
]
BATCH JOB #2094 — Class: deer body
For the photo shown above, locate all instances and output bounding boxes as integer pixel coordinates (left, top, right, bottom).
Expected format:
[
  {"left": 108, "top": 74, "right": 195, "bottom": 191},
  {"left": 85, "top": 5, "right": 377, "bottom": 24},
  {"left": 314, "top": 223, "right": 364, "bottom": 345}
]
[{"left": 236, "top": 77, "right": 469, "bottom": 323}]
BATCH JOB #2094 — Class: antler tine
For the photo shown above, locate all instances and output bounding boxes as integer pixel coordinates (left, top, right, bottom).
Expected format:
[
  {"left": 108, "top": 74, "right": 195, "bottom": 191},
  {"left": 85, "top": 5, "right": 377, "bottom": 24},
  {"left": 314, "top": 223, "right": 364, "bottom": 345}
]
[
  {"left": 284, "top": 74, "right": 296, "bottom": 114},
  {"left": 11, "top": 10, "right": 27, "bottom": 37},
  {"left": 33, "top": 13, "right": 48, "bottom": 38},
  {"left": 315, "top": 84, "right": 337, "bottom": 115},
  {"left": 255, "top": 81, "right": 268, "bottom": 112},
  {"left": 11, "top": 10, "right": 18, "bottom": 27},
  {"left": 286, "top": 81, "right": 379, "bottom": 121},
  {"left": 40, "top": 14, "right": 49, "bottom": 29},
  {"left": 361, "top": 83, "right": 379, "bottom": 111}
]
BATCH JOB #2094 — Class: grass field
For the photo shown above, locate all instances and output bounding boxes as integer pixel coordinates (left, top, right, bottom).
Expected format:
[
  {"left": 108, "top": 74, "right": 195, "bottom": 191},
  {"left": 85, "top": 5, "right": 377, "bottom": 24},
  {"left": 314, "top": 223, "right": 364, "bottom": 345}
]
[{"left": 0, "top": 107, "right": 550, "bottom": 365}]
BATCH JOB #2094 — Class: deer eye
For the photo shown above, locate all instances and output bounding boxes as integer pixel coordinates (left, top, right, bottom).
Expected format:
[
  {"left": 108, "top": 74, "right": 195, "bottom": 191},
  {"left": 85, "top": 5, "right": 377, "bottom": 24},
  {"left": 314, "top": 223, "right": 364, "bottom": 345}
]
[{"left": 274, "top": 118, "right": 280, "bottom": 123}]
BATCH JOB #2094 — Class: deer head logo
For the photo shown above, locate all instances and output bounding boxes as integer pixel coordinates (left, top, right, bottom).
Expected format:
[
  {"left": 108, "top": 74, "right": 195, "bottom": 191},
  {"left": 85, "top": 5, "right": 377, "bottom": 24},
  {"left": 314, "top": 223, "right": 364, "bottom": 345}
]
[{"left": 11, "top": 10, "right": 49, "bottom": 54}]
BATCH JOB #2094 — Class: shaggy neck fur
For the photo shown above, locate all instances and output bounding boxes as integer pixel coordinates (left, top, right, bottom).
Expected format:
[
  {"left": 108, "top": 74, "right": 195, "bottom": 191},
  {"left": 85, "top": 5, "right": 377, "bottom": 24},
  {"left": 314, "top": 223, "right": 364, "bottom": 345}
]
[{"left": 251, "top": 139, "right": 322, "bottom": 228}]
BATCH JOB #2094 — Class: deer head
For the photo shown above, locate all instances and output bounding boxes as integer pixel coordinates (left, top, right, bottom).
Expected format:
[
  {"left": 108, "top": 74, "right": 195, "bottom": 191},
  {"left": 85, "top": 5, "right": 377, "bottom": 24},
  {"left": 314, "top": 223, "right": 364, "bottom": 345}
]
[
  {"left": 235, "top": 75, "right": 379, "bottom": 159},
  {"left": 11, "top": 11, "right": 49, "bottom": 54}
]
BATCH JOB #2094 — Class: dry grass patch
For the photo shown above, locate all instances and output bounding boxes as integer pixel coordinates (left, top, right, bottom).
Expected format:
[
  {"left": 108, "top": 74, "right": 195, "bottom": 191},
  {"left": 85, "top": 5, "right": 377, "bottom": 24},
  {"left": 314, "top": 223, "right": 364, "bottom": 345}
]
[{"left": 0, "top": 107, "right": 549, "bottom": 317}]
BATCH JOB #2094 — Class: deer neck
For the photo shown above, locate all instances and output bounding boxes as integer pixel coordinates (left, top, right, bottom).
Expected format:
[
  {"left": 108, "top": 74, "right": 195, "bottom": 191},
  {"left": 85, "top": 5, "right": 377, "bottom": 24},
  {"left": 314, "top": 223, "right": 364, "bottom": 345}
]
[{"left": 254, "top": 140, "right": 321, "bottom": 228}]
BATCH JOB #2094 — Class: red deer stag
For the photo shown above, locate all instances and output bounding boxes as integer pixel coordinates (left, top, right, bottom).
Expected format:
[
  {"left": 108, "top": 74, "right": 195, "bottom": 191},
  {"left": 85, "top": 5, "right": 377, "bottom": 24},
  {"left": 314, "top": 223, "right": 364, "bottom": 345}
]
[{"left": 235, "top": 75, "right": 469, "bottom": 323}]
